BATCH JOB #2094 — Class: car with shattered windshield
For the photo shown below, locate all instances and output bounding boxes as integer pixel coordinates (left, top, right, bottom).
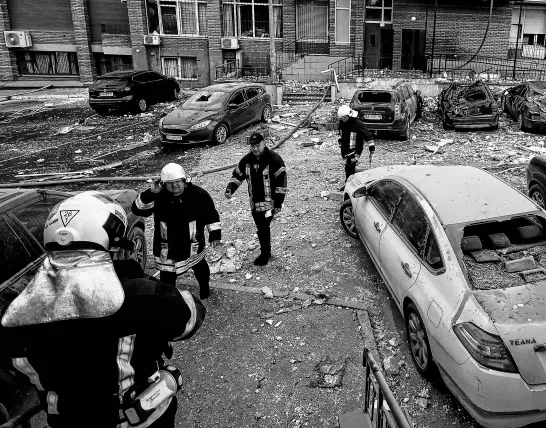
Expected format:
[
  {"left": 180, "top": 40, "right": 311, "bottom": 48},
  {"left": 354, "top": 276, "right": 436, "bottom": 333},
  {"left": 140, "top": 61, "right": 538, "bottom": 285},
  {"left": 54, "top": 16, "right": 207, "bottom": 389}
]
[
  {"left": 340, "top": 164, "right": 546, "bottom": 427},
  {"left": 438, "top": 80, "right": 500, "bottom": 130},
  {"left": 348, "top": 80, "right": 419, "bottom": 141},
  {"left": 159, "top": 82, "right": 272, "bottom": 148},
  {"left": 0, "top": 188, "right": 146, "bottom": 425},
  {"left": 502, "top": 81, "right": 546, "bottom": 133}
]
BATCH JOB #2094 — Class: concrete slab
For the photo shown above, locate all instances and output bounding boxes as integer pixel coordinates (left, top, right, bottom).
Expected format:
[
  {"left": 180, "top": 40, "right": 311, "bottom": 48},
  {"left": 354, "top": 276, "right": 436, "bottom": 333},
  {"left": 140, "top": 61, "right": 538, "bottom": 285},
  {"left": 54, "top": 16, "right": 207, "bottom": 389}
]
[{"left": 338, "top": 408, "right": 372, "bottom": 428}]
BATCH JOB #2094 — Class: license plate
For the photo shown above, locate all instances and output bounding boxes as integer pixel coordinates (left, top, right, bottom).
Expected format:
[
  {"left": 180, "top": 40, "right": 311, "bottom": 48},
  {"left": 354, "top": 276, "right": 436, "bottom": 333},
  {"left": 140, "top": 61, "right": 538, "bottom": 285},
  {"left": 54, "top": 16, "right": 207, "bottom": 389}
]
[
  {"left": 99, "top": 92, "right": 113, "bottom": 97},
  {"left": 167, "top": 135, "right": 184, "bottom": 141},
  {"left": 364, "top": 114, "right": 382, "bottom": 120}
]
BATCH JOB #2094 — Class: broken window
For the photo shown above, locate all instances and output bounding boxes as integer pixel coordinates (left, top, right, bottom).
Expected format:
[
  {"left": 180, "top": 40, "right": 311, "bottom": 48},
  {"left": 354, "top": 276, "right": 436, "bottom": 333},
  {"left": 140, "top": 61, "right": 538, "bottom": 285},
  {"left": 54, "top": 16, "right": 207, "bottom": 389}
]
[
  {"left": 222, "top": 0, "right": 282, "bottom": 38},
  {"left": 184, "top": 91, "right": 229, "bottom": 110},
  {"left": 368, "top": 180, "right": 405, "bottom": 220},
  {"left": 392, "top": 194, "right": 428, "bottom": 255},
  {"left": 424, "top": 233, "right": 443, "bottom": 271},
  {"left": 155, "top": 0, "right": 207, "bottom": 36}
]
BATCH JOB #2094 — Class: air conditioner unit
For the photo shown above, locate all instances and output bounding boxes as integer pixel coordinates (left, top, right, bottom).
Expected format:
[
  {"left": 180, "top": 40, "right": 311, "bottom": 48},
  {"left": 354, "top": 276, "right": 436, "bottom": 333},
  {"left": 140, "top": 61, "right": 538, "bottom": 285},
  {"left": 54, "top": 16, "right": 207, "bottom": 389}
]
[
  {"left": 4, "top": 31, "right": 32, "bottom": 48},
  {"left": 221, "top": 37, "right": 239, "bottom": 50},
  {"left": 143, "top": 34, "right": 160, "bottom": 46}
]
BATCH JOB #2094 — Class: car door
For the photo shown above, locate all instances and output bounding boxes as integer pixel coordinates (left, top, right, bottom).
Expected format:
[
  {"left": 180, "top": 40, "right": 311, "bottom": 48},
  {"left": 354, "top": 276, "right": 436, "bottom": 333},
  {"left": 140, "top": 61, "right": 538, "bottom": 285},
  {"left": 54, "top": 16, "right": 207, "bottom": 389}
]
[
  {"left": 133, "top": 72, "right": 156, "bottom": 103},
  {"left": 244, "top": 86, "right": 263, "bottom": 124},
  {"left": 225, "top": 90, "right": 249, "bottom": 132},
  {"left": 354, "top": 180, "right": 405, "bottom": 267},
  {"left": 379, "top": 192, "right": 426, "bottom": 305},
  {"left": 149, "top": 71, "right": 171, "bottom": 102}
]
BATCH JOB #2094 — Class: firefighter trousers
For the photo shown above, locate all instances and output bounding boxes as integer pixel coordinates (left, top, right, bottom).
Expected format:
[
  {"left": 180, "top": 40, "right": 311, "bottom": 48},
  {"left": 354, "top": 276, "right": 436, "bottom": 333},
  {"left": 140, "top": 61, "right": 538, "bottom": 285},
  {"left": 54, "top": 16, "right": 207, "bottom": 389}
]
[
  {"left": 252, "top": 210, "right": 273, "bottom": 257},
  {"left": 160, "top": 258, "right": 210, "bottom": 298}
]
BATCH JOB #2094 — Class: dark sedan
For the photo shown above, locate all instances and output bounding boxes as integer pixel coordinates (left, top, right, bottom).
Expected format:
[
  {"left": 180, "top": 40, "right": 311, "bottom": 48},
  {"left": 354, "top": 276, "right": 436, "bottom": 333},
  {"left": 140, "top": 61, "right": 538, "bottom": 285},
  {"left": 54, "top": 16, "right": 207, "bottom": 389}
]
[
  {"left": 502, "top": 81, "right": 546, "bottom": 133},
  {"left": 438, "top": 80, "right": 500, "bottom": 131},
  {"left": 88, "top": 70, "right": 180, "bottom": 115},
  {"left": 159, "top": 83, "right": 272, "bottom": 147}
]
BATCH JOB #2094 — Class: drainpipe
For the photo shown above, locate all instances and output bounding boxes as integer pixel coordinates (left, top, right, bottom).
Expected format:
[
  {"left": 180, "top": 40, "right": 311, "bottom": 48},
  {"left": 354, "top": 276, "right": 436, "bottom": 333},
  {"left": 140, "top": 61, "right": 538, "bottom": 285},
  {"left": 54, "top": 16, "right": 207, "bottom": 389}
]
[
  {"left": 430, "top": 0, "right": 438, "bottom": 78},
  {"left": 512, "top": 0, "right": 524, "bottom": 80}
]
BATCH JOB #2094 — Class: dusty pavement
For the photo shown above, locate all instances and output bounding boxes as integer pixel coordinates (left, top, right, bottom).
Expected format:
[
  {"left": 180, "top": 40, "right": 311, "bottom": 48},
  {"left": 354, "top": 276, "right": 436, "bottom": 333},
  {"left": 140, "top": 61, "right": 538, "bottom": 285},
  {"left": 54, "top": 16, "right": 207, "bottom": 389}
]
[{"left": 3, "top": 86, "right": 546, "bottom": 427}]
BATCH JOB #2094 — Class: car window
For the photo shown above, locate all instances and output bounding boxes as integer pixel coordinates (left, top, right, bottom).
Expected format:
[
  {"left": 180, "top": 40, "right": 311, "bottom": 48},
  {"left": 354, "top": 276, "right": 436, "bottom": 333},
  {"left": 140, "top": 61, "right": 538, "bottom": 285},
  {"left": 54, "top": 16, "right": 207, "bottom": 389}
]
[
  {"left": 356, "top": 91, "right": 392, "bottom": 103},
  {"left": 133, "top": 73, "right": 152, "bottom": 83},
  {"left": 368, "top": 181, "right": 405, "bottom": 220},
  {"left": 424, "top": 232, "right": 444, "bottom": 270},
  {"left": 245, "top": 87, "right": 260, "bottom": 100},
  {"left": 0, "top": 218, "right": 35, "bottom": 285},
  {"left": 392, "top": 194, "right": 429, "bottom": 255},
  {"left": 148, "top": 72, "right": 163, "bottom": 80},
  {"left": 230, "top": 91, "right": 246, "bottom": 106},
  {"left": 12, "top": 197, "right": 65, "bottom": 245}
]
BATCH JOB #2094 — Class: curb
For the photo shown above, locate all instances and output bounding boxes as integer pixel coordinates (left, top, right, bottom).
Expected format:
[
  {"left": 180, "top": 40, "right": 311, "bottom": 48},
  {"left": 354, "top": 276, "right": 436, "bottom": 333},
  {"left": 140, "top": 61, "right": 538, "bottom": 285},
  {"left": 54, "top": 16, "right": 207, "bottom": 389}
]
[{"left": 9, "top": 95, "right": 88, "bottom": 101}]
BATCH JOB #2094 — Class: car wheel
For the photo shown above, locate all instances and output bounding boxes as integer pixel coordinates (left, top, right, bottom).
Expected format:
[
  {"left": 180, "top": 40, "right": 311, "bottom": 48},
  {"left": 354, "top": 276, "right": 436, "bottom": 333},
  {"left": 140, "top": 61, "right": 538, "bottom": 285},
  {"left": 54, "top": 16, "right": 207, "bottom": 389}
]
[
  {"left": 213, "top": 123, "right": 229, "bottom": 145},
  {"left": 518, "top": 112, "right": 527, "bottom": 131},
  {"left": 530, "top": 184, "right": 546, "bottom": 209},
  {"left": 118, "top": 226, "right": 147, "bottom": 271},
  {"left": 261, "top": 105, "right": 272, "bottom": 123},
  {"left": 442, "top": 120, "right": 453, "bottom": 131},
  {"left": 406, "top": 302, "right": 435, "bottom": 378},
  {"left": 134, "top": 98, "right": 148, "bottom": 114},
  {"left": 339, "top": 200, "right": 359, "bottom": 240}
]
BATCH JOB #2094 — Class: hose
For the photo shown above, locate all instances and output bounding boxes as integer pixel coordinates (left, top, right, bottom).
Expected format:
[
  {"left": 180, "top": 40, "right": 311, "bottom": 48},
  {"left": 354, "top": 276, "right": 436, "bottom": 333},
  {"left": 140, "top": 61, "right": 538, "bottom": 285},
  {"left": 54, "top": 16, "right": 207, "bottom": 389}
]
[{"left": 0, "top": 87, "right": 331, "bottom": 189}]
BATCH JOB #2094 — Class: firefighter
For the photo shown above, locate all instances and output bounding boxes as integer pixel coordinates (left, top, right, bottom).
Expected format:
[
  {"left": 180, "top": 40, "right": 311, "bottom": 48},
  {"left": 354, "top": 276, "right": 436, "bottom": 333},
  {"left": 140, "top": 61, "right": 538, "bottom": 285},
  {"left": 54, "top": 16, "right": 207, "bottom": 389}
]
[
  {"left": 1, "top": 191, "right": 205, "bottom": 427},
  {"left": 132, "top": 163, "right": 221, "bottom": 299},
  {"left": 337, "top": 104, "right": 375, "bottom": 184},
  {"left": 225, "top": 132, "right": 287, "bottom": 266}
]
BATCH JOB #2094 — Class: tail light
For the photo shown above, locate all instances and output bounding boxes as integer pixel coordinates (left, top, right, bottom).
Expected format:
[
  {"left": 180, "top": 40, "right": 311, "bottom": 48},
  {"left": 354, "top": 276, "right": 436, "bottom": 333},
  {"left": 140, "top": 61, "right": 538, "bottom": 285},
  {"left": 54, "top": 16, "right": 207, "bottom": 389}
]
[
  {"left": 394, "top": 103, "right": 401, "bottom": 119},
  {"left": 454, "top": 322, "right": 517, "bottom": 373}
]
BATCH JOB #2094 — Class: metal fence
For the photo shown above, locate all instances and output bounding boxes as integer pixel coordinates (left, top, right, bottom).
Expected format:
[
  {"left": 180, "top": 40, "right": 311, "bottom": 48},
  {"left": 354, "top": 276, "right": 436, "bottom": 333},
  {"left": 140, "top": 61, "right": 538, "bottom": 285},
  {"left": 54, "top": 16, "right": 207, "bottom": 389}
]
[{"left": 216, "top": 59, "right": 270, "bottom": 80}]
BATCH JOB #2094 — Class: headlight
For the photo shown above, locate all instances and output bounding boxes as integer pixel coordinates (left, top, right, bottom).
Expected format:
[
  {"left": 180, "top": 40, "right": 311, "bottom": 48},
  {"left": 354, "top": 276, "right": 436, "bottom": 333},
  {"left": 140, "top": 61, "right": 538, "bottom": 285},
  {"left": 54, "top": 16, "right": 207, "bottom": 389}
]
[
  {"left": 454, "top": 322, "right": 518, "bottom": 373},
  {"left": 159, "top": 118, "right": 164, "bottom": 129},
  {"left": 189, "top": 120, "right": 211, "bottom": 131}
]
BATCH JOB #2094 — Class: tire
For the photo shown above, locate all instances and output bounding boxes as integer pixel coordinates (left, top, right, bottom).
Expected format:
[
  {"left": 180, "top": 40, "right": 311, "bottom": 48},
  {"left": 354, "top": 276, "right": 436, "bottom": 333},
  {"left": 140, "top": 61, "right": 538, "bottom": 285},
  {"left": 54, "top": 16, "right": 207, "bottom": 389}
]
[
  {"left": 530, "top": 183, "right": 546, "bottom": 209},
  {"left": 339, "top": 199, "right": 359, "bottom": 240},
  {"left": 518, "top": 112, "right": 526, "bottom": 131},
  {"left": 406, "top": 302, "right": 435, "bottom": 379},
  {"left": 213, "top": 123, "right": 229, "bottom": 145},
  {"left": 134, "top": 98, "right": 148, "bottom": 114},
  {"left": 118, "top": 226, "right": 147, "bottom": 271},
  {"left": 442, "top": 120, "right": 453, "bottom": 131},
  {"left": 261, "top": 105, "right": 272, "bottom": 123}
]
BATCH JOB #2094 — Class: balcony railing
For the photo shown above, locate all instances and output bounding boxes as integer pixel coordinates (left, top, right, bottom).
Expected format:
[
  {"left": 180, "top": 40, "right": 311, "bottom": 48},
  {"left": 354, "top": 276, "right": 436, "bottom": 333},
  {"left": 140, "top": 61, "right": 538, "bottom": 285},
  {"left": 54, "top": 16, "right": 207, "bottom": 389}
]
[{"left": 508, "top": 42, "right": 546, "bottom": 60}]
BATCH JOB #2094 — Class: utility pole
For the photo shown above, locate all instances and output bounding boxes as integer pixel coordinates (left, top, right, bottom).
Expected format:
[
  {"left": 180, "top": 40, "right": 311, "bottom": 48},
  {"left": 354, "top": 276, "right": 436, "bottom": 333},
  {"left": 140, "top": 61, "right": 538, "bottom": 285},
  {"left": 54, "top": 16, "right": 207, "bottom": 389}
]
[
  {"left": 513, "top": 0, "right": 524, "bottom": 80},
  {"left": 430, "top": 0, "right": 438, "bottom": 78},
  {"left": 269, "top": 0, "right": 277, "bottom": 80}
]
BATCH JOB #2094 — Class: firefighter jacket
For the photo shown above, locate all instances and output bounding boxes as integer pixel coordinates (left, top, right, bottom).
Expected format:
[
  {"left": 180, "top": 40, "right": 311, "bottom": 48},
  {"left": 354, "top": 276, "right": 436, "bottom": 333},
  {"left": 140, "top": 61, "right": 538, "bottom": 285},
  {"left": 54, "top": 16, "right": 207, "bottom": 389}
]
[
  {"left": 132, "top": 184, "right": 221, "bottom": 275},
  {"left": 338, "top": 117, "right": 374, "bottom": 158},
  {"left": 226, "top": 147, "right": 287, "bottom": 212},
  {"left": 1, "top": 253, "right": 204, "bottom": 428}
]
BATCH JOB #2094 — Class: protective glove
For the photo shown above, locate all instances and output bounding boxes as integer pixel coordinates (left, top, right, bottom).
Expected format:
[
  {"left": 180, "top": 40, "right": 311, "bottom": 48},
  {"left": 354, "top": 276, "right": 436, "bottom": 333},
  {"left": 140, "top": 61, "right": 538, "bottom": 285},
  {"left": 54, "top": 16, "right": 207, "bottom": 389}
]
[{"left": 150, "top": 178, "right": 163, "bottom": 193}]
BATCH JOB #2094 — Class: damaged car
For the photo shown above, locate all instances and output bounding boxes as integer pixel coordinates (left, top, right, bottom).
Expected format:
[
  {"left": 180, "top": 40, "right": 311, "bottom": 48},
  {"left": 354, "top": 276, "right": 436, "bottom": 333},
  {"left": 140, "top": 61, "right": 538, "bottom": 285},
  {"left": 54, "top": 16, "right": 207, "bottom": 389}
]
[
  {"left": 438, "top": 80, "right": 500, "bottom": 131},
  {"left": 502, "top": 81, "right": 546, "bottom": 133},
  {"left": 340, "top": 164, "right": 546, "bottom": 427},
  {"left": 159, "top": 83, "right": 272, "bottom": 147}
]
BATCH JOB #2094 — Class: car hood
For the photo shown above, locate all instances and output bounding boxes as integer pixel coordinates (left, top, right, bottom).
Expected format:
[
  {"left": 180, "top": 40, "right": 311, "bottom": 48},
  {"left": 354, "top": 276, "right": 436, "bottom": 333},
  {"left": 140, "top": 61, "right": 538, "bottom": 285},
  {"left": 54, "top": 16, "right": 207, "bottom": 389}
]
[
  {"left": 474, "top": 284, "right": 546, "bottom": 385},
  {"left": 162, "top": 109, "right": 217, "bottom": 127}
]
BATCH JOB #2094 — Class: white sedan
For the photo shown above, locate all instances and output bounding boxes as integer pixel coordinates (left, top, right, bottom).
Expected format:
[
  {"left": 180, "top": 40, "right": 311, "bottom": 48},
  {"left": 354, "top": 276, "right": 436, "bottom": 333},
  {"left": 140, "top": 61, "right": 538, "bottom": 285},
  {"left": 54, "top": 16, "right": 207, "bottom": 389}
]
[{"left": 340, "top": 165, "right": 546, "bottom": 427}]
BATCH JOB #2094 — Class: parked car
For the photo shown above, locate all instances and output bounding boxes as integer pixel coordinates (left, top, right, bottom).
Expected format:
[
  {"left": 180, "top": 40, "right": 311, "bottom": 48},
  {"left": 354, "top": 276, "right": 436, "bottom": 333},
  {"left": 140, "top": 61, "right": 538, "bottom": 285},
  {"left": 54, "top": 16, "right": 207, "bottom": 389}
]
[
  {"left": 438, "top": 80, "right": 500, "bottom": 131},
  {"left": 159, "top": 83, "right": 272, "bottom": 147},
  {"left": 0, "top": 188, "right": 147, "bottom": 424},
  {"left": 340, "top": 164, "right": 546, "bottom": 427},
  {"left": 502, "top": 81, "right": 546, "bottom": 133},
  {"left": 348, "top": 80, "right": 419, "bottom": 141},
  {"left": 88, "top": 70, "right": 180, "bottom": 115},
  {"left": 527, "top": 155, "right": 546, "bottom": 208}
]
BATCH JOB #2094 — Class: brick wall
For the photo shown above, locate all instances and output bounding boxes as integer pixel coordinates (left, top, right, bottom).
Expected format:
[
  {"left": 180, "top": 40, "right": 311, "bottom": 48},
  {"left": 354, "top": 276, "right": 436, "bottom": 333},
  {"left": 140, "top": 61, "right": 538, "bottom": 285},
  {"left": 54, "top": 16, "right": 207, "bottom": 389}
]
[
  {"left": 207, "top": 0, "right": 222, "bottom": 83},
  {"left": 283, "top": 0, "right": 296, "bottom": 54},
  {"left": 0, "top": 0, "right": 17, "bottom": 80},
  {"left": 101, "top": 34, "right": 131, "bottom": 48},
  {"left": 70, "top": 0, "right": 96, "bottom": 83},
  {"left": 127, "top": 0, "right": 147, "bottom": 70},
  {"left": 28, "top": 31, "right": 76, "bottom": 44}
]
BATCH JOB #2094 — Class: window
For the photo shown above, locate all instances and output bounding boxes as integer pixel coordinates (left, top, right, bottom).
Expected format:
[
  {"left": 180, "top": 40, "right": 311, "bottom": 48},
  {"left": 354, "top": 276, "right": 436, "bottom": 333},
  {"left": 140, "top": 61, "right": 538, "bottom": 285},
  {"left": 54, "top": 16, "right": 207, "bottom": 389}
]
[
  {"left": 16, "top": 51, "right": 79, "bottom": 76},
  {"left": 245, "top": 87, "right": 262, "bottom": 99},
  {"left": 222, "top": 0, "right": 283, "bottom": 38},
  {"left": 335, "top": 0, "right": 350, "bottom": 43},
  {"left": 368, "top": 181, "right": 405, "bottom": 220},
  {"left": 424, "top": 233, "right": 443, "bottom": 271},
  {"left": 0, "top": 218, "right": 35, "bottom": 285},
  {"left": 365, "top": 0, "right": 392, "bottom": 24},
  {"left": 229, "top": 90, "right": 246, "bottom": 105},
  {"left": 94, "top": 54, "right": 133, "bottom": 76},
  {"left": 163, "top": 57, "right": 198, "bottom": 80},
  {"left": 155, "top": 0, "right": 207, "bottom": 36},
  {"left": 392, "top": 195, "right": 429, "bottom": 255}
]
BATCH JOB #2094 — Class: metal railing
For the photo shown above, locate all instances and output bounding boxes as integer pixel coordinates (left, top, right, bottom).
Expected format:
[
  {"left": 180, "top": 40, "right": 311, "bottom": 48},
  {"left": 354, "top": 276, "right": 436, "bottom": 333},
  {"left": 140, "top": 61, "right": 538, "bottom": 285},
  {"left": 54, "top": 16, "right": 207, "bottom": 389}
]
[
  {"left": 363, "top": 347, "right": 413, "bottom": 428},
  {"left": 328, "top": 55, "right": 428, "bottom": 80},
  {"left": 215, "top": 59, "right": 270, "bottom": 81},
  {"left": 508, "top": 42, "right": 546, "bottom": 60}
]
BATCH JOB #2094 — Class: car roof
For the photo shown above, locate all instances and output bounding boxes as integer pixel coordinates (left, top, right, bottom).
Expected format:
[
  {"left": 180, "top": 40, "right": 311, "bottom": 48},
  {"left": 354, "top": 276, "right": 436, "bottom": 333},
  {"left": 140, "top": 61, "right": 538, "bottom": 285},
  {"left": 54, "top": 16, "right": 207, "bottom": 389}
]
[
  {"left": 363, "top": 165, "right": 537, "bottom": 225},
  {"left": 97, "top": 70, "right": 145, "bottom": 79},
  {"left": 199, "top": 83, "right": 262, "bottom": 93}
]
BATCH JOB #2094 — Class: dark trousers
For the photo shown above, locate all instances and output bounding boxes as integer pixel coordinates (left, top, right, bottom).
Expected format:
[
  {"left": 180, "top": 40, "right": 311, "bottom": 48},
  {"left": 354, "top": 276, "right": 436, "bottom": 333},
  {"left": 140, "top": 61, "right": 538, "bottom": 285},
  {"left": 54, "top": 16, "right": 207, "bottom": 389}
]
[
  {"left": 344, "top": 154, "right": 357, "bottom": 181},
  {"left": 252, "top": 210, "right": 273, "bottom": 257},
  {"left": 160, "top": 258, "right": 210, "bottom": 296}
]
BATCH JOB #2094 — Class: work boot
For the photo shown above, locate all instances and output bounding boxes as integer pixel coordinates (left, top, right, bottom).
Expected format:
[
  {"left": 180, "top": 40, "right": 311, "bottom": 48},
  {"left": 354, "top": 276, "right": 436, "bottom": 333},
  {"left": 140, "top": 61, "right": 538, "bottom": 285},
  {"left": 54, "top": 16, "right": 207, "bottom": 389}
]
[
  {"left": 253, "top": 253, "right": 271, "bottom": 266},
  {"left": 200, "top": 285, "right": 211, "bottom": 300}
]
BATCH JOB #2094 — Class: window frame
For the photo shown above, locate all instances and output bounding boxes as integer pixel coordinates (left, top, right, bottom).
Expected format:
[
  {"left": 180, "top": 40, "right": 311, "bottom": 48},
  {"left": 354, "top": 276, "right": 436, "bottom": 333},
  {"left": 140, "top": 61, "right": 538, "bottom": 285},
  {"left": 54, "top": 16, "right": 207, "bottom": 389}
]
[
  {"left": 221, "top": 0, "right": 283, "bottom": 39},
  {"left": 156, "top": 0, "right": 208, "bottom": 37},
  {"left": 335, "top": 0, "right": 351, "bottom": 44},
  {"left": 245, "top": 86, "right": 262, "bottom": 100},
  {"left": 367, "top": 180, "right": 406, "bottom": 221},
  {"left": 365, "top": 0, "right": 393, "bottom": 24},
  {"left": 162, "top": 57, "right": 199, "bottom": 81},
  {"left": 229, "top": 89, "right": 247, "bottom": 106},
  {"left": 422, "top": 229, "right": 446, "bottom": 274},
  {"left": 390, "top": 192, "right": 429, "bottom": 258}
]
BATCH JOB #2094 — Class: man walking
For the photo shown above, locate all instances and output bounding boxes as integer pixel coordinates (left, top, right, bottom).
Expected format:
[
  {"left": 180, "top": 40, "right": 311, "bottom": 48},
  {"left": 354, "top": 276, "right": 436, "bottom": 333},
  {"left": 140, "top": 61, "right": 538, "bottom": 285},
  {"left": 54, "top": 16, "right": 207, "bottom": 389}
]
[
  {"left": 132, "top": 163, "right": 221, "bottom": 299},
  {"left": 225, "top": 132, "right": 287, "bottom": 266},
  {"left": 337, "top": 104, "right": 375, "bottom": 185}
]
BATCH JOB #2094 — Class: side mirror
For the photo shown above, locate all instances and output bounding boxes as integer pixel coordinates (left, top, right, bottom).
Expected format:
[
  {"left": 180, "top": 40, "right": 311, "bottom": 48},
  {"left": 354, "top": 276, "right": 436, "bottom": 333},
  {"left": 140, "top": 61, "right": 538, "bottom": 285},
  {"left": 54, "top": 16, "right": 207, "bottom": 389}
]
[
  {"left": 352, "top": 186, "right": 367, "bottom": 198},
  {"left": 228, "top": 103, "right": 238, "bottom": 109}
]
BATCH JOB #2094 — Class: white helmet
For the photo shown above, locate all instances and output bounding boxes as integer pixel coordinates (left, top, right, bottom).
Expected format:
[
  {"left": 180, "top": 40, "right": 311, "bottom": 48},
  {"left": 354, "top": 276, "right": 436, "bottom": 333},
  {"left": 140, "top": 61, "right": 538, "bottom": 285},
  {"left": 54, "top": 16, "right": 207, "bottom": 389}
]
[
  {"left": 160, "top": 163, "right": 191, "bottom": 183},
  {"left": 44, "top": 191, "right": 128, "bottom": 251},
  {"left": 337, "top": 105, "right": 357, "bottom": 118}
]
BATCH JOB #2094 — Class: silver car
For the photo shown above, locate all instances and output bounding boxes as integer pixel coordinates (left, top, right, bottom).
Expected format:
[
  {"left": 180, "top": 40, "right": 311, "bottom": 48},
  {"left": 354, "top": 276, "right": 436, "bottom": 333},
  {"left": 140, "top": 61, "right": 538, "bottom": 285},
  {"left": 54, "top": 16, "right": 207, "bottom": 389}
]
[{"left": 340, "top": 165, "right": 546, "bottom": 427}]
